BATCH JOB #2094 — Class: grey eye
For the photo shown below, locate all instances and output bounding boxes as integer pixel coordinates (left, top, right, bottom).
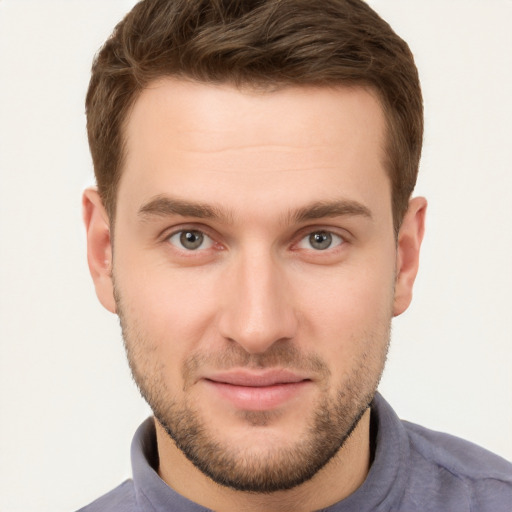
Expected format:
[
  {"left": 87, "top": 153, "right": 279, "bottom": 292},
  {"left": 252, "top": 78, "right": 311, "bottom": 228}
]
[
  {"left": 308, "top": 231, "right": 333, "bottom": 250},
  {"left": 180, "top": 231, "right": 203, "bottom": 249},
  {"left": 296, "top": 230, "right": 344, "bottom": 251},
  {"left": 168, "top": 230, "right": 213, "bottom": 250}
]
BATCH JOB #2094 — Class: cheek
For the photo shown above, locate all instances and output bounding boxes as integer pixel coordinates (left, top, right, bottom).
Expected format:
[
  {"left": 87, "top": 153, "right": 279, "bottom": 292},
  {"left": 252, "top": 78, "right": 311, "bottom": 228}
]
[
  {"left": 297, "top": 273, "right": 393, "bottom": 398},
  {"left": 114, "top": 255, "right": 222, "bottom": 367},
  {"left": 296, "top": 261, "right": 395, "bottom": 326},
  {"left": 291, "top": 257, "right": 395, "bottom": 373}
]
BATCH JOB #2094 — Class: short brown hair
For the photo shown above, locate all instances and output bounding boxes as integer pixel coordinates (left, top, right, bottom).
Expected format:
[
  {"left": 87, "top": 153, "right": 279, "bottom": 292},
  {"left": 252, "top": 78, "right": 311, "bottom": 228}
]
[{"left": 86, "top": 0, "right": 422, "bottom": 233}]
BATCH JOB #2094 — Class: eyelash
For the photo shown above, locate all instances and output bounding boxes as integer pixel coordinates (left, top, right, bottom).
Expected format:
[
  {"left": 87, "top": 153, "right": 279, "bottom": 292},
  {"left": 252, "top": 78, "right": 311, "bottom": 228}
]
[
  {"left": 167, "top": 229, "right": 215, "bottom": 251},
  {"left": 294, "top": 230, "right": 345, "bottom": 251},
  {"left": 164, "top": 226, "right": 347, "bottom": 254}
]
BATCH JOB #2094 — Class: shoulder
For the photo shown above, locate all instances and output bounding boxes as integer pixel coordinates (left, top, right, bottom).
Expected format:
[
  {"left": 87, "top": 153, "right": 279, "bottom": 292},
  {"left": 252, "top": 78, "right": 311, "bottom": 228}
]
[
  {"left": 402, "top": 420, "right": 512, "bottom": 511},
  {"left": 75, "top": 479, "right": 137, "bottom": 512},
  {"left": 404, "top": 420, "right": 512, "bottom": 480}
]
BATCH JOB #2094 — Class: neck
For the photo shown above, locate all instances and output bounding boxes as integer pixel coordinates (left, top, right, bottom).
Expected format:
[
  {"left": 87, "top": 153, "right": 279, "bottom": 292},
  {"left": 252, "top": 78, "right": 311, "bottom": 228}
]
[{"left": 155, "top": 408, "right": 372, "bottom": 512}]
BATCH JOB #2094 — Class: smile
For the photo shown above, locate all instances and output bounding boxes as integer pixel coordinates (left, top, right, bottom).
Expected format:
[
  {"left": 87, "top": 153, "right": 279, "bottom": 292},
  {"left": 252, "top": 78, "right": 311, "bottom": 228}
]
[{"left": 203, "top": 370, "right": 313, "bottom": 411}]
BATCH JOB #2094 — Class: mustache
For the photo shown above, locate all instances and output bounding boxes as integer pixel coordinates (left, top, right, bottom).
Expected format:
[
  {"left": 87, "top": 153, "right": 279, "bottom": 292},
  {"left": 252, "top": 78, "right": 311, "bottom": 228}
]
[{"left": 182, "top": 342, "right": 331, "bottom": 384}]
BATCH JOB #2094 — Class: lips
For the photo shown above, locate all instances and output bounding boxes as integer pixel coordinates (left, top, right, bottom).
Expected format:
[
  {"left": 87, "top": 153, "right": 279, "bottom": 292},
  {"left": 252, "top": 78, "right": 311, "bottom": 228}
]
[
  {"left": 202, "top": 370, "right": 312, "bottom": 411},
  {"left": 206, "top": 369, "right": 308, "bottom": 387}
]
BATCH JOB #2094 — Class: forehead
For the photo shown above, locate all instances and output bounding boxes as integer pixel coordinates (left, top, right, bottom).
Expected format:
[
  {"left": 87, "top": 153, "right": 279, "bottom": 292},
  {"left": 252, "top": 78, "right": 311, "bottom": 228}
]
[
  {"left": 124, "top": 78, "right": 386, "bottom": 152},
  {"left": 119, "top": 79, "right": 390, "bottom": 221}
]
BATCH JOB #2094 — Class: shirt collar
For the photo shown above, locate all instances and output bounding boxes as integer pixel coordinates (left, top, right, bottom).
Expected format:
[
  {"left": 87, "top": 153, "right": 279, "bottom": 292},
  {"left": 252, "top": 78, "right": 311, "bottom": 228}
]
[{"left": 130, "top": 392, "right": 410, "bottom": 512}]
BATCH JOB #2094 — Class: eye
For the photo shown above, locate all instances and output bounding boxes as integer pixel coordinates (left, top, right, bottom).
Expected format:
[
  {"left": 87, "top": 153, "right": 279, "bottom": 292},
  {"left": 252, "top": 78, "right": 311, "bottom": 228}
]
[
  {"left": 296, "top": 230, "right": 344, "bottom": 251},
  {"left": 168, "top": 230, "right": 214, "bottom": 251}
]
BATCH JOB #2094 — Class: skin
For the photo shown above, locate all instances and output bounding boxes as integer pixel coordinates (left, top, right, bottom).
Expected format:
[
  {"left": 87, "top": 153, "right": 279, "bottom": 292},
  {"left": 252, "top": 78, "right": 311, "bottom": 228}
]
[{"left": 84, "top": 79, "right": 426, "bottom": 512}]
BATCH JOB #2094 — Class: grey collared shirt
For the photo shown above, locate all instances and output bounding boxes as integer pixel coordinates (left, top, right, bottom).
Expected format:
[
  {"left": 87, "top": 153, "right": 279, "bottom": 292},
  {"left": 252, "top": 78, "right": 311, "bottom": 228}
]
[{"left": 77, "top": 393, "right": 512, "bottom": 511}]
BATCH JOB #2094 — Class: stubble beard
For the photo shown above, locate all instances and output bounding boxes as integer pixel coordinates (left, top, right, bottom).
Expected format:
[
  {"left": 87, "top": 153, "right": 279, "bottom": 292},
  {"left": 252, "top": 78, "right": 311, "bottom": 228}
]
[
  {"left": 115, "top": 291, "right": 390, "bottom": 493},
  {"left": 152, "top": 383, "right": 375, "bottom": 493}
]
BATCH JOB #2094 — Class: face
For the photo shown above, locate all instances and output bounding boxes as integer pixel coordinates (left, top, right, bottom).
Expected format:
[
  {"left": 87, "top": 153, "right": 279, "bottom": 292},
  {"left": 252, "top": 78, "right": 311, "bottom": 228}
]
[{"left": 85, "top": 79, "right": 424, "bottom": 493}]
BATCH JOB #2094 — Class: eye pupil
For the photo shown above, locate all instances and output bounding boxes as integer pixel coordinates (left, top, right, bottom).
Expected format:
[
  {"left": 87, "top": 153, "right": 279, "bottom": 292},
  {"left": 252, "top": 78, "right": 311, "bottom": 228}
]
[
  {"left": 180, "top": 230, "right": 204, "bottom": 250},
  {"left": 309, "top": 231, "right": 332, "bottom": 250}
]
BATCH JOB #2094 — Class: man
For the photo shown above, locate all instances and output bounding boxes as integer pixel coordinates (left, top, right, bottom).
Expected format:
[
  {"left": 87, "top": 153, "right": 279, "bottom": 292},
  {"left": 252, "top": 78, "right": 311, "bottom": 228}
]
[{"left": 79, "top": 0, "right": 512, "bottom": 510}]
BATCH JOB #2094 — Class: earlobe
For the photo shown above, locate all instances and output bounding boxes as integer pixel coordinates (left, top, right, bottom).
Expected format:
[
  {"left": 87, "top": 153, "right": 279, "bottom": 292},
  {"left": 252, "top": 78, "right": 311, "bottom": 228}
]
[
  {"left": 82, "top": 188, "right": 117, "bottom": 314},
  {"left": 393, "top": 196, "right": 427, "bottom": 317}
]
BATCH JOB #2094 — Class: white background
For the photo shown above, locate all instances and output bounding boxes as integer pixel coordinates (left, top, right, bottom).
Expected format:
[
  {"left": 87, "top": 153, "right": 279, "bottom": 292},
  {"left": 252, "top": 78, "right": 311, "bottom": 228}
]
[{"left": 0, "top": 1, "right": 511, "bottom": 511}]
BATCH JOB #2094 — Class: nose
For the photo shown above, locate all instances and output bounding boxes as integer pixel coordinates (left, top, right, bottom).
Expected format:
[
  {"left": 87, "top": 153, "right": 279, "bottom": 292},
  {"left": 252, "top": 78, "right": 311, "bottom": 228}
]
[{"left": 218, "top": 247, "right": 298, "bottom": 354}]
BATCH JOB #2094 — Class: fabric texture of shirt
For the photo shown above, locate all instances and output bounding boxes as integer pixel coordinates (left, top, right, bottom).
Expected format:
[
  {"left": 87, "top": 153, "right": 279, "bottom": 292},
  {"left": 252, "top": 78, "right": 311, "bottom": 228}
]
[{"left": 77, "top": 393, "right": 512, "bottom": 511}]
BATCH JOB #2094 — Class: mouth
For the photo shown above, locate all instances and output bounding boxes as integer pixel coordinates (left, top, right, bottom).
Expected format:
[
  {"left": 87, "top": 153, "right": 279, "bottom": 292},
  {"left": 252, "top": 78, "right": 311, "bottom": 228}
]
[{"left": 202, "top": 369, "right": 313, "bottom": 411}]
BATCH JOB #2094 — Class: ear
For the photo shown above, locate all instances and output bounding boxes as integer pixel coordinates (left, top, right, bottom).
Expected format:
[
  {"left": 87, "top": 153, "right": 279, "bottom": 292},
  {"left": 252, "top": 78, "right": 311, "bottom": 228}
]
[
  {"left": 393, "top": 196, "right": 427, "bottom": 317},
  {"left": 82, "top": 188, "right": 116, "bottom": 313}
]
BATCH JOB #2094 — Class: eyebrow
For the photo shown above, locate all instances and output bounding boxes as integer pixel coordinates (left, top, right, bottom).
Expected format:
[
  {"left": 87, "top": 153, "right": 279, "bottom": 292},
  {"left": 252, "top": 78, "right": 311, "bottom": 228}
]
[
  {"left": 138, "top": 195, "right": 232, "bottom": 222},
  {"left": 138, "top": 195, "right": 372, "bottom": 224},
  {"left": 290, "top": 200, "right": 373, "bottom": 224}
]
